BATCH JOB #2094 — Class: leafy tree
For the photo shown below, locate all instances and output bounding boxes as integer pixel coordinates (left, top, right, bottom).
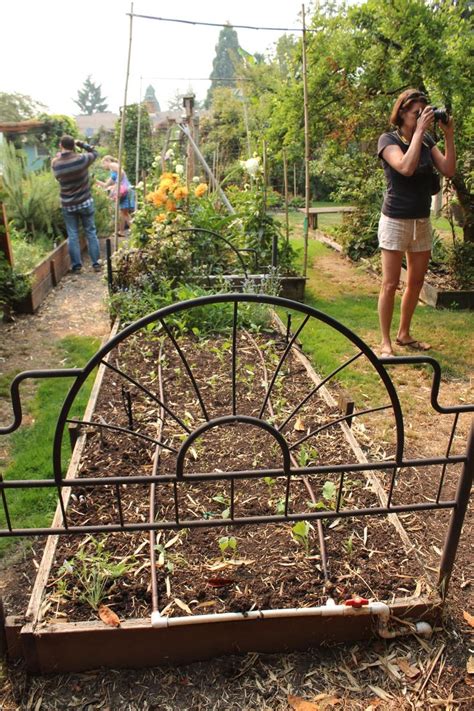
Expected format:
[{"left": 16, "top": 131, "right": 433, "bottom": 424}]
[
  {"left": 200, "top": 87, "right": 247, "bottom": 177},
  {"left": 0, "top": 92, "right": 46, "bottom": 122},
  {"left": 265, "top": 0, "right": 473, "bottom": 243},
  {"left": 114, "top": 103, "right": 154, "bottom": 182},
  {"left": 206, "top": 25, "right": 243, "bottom": 107},
  {"left": 74, "top": 76, "right": 108, "bottom": 115}
]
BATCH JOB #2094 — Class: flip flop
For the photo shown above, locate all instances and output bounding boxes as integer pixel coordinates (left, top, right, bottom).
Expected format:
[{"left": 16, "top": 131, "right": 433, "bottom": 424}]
[
  {"left": 395, "top": 339, "right": 431, "bottom": 351},
  {"left": 377, "top": 346, "right": 394, "bottom": 358}
]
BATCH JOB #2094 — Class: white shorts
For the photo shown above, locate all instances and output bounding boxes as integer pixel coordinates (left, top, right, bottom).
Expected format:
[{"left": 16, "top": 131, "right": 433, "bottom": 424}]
[{"left": 378, "top": 214, "right": 432, "bottom": 252}]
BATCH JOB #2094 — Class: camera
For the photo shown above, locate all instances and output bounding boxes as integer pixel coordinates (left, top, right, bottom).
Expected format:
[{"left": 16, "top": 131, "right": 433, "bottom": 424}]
[{"left": 432, "top": 107, "right": 449, "bottom": 124}]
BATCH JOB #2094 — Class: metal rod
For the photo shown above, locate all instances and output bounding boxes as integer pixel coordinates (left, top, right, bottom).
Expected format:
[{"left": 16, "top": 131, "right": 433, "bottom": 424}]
[
  {"left": 436, "top": 412, "right": 459, "bottom": 503},
  {"left": 438, "top": 420, "right": 474, "bottom": 597}
]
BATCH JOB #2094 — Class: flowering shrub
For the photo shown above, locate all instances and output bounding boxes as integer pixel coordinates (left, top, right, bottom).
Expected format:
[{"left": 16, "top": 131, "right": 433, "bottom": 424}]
[{"left": 144, "top": 171, "right": 208, "bottom": 227}]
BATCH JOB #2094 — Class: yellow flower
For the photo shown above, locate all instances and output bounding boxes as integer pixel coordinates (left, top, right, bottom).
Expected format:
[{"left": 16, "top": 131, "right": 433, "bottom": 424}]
[
  {"left": 194, "top": 183, "right": 208, "bottom": 198},
  {"left": 174, "top": 186, "right": 189, "bottom": 200},
  {"left": 165, "top": 199, "right": 177, "bottom": 212},
  {"left": 161, "top": 172, "right": 174, "bottom": 181},
  {"left": 159, "top": 178, "right": 175, "bottom": 193}
]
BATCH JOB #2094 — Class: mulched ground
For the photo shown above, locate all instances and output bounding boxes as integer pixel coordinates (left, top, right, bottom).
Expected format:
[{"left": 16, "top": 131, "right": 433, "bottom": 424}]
[{"left": 34, "top": 323, "right": 447, "bottom": 628}]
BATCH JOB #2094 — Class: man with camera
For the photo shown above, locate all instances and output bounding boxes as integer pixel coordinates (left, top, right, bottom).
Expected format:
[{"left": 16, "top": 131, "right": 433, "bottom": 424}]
[
  {"left": 376, "top": 90, "right": 455, "bottom": 357},
  {"left": 52, "top": 135, "right": 101, "bottom": 273}
]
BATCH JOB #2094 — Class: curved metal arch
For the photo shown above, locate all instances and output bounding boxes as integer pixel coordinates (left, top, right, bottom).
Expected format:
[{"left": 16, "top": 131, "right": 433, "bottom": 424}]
[
  {"left": 176, "top": 227, "right": 251, "bottom": 277},
  {"left": 52, "top": 293, "right": 406, "bottom": 484},
  {"left": 175, "top": 414, "right": 292, "bottom": 479}
]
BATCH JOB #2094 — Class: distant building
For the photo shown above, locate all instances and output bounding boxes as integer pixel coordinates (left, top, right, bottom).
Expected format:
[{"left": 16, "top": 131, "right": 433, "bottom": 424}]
[
  {"left": 75, "top": 112, "right": 118, "bottom": 140},
  {"left": 144, "top": 85, "right": 161, "bottom": 115},
  {"left": 0, "top": 119, "right": 50, "bottom": 171}
]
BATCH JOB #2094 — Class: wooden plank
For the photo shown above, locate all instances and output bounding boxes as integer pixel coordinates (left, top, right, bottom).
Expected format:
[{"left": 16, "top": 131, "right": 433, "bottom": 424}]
[
  {"left": 20, "top": 597, "right": 440, "bottom": 673},
  {"left": 0, "top": 202, "right": 14, "bottom": 266}
]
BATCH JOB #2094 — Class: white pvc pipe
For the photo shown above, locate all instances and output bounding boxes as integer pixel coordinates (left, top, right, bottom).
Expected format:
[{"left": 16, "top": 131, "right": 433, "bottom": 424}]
[
  {"left": 150, "top": 600, "right": 432, "bottom": 639},
  {"left": 152, "top": 600, "right": 389, "bottom": 629}
]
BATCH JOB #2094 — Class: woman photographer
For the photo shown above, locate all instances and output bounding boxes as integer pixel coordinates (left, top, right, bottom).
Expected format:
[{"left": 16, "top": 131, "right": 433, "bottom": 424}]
[{"left": 377, "top": 89, "right": 455, "bottom": 357}]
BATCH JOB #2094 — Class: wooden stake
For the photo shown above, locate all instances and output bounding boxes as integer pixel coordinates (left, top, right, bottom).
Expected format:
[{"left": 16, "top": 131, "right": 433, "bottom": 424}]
[
  {"left": 301, "top": 4, "right": 310, "bottom": 277},
  {"left": 283, "top": 149, "right": 290, "bottom": 243},
  {"left": 115, "top": 1, "right": 134, "bottom": 251}
]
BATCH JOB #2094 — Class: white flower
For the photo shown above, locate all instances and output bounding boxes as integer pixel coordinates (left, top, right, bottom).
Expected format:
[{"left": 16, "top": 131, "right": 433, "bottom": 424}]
[
  {"left": 164, "top": 149, "right": 175, "bottom": 160},
  {"left": 241, "top": 157, "right": 261, "bottom": 178},
  {"left": 175, "top": 164, "right": 184, "bottom": 175},
  {"left": 192, "top": 176, "right": 200, "bottom": 183}
]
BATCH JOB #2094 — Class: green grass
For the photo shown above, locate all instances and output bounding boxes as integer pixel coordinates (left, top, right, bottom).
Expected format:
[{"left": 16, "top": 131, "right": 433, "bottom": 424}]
[
  {"left": 0, "top": 335, "right": 100, "bottom": 557},
  {"left": 281, "top": 231, "right": 473, "bottom": 404}
]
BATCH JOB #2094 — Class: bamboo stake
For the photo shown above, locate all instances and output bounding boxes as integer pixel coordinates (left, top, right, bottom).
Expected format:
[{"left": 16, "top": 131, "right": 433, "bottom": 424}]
[
  {"left": 262, "top": 138, "right": 268, "bottom": 214},
  {"left": 293, "top": 163, "right": 297, "bottom": 197},
  {"left": 283, "top": 148, "right": 290, "bottom": 243},
  {"left": 115, "top": 1, "right": 134, "bottom": 251},
  {"left": 301, "top": 3, "right": 310, "bottom": 277},
  {"left": 135, "top": 76, "right": 142, "bottom": 188}
]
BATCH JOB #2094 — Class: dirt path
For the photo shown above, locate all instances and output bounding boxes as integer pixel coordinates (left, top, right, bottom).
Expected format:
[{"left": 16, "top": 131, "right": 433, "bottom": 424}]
[{"left": 0, "top": 253, "right": 473, "bottom": 709}]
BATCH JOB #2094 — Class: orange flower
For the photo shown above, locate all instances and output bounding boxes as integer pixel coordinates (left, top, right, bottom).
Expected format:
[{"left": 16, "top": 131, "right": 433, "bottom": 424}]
[
  {"left": 165, "top": 199, "right": 177, "bottom": 212},
  {"left": 174, "top": 186, "right": 189, "bottom": 200},
  {"left": 159, "top": 178, "right": 175, "bottom": 193},
  {"left": 154, "top": 214, "right": 166, "bottom": 223},
  {"left": 194, "top": 183, "right": 208, "bottom": 198}
]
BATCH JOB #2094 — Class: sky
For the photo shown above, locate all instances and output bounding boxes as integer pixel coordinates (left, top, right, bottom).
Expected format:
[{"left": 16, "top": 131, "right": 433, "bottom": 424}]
[{"left": 1, "top": 0, "right": 314, "bottom": 117}]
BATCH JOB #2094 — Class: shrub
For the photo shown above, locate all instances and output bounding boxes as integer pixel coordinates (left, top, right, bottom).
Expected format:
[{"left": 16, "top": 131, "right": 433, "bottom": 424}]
[{"left": 449, "top": 241, "right": 474, "bottom": 290}]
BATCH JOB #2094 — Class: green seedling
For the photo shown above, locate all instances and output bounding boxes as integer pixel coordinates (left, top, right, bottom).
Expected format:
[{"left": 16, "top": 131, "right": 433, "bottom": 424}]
[
  {"left": 291, "top": 520, "right": 312, "bottom": 554},
  {"left": 345, "top": 533, "right": 354, "bottom": 557},
  {"left": 218, "top": 536, "right": 238, "bottom": 558},
  {"left": 275, "top": 497, "right": 287, "bottom": 515},
  {"left": 59, "top": 537, "right": 134, "bottom": 611},
  {"left": 212, "top": 493, "right": 231, "bottom": 519}
]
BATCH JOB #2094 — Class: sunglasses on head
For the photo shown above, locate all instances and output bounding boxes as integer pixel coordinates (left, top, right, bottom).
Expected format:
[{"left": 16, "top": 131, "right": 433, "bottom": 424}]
[{"left": 401, "top": 92, "right": 428, "bottom": 107}]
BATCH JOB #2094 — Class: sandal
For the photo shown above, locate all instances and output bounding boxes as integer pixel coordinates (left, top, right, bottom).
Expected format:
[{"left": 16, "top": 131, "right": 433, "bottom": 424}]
[{"left": 395, "top": 339, "right": 431, "bottom": 351}]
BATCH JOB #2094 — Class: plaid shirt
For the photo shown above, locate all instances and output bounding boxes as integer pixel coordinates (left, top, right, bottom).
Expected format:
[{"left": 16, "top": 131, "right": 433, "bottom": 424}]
[{"left": 63, "top": 197, "right": 94, "bottom": 213}]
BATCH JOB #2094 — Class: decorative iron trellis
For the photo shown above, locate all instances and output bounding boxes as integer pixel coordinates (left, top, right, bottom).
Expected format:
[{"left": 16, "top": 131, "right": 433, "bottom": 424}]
[{"left": 0, "top": 294, "right": 472, "bottom": 598}]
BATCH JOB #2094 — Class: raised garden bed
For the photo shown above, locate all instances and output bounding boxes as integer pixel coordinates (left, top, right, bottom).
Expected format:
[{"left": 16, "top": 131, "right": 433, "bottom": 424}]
[
  {"left": 14, "top": 237, "right": 112, "bottom": 314},
  {"left": 1, "top": 294, "right": 472, "bottom": 672},
  {"left": 316, "top": 233, "right": 473, "bottom": 310}
]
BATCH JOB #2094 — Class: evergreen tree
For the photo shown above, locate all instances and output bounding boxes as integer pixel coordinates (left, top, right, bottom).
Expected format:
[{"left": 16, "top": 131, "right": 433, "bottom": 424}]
[
  {"left": 74, "top": 76, "right": 108, "bottom": 115},
  {"left": 205, "top": 24, "right": 242, "bottom": 107}
]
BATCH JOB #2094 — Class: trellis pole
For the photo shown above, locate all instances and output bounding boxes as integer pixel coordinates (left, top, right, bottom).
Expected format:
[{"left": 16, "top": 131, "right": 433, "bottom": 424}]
[
  {"left": 115, "top": 1, "right": 134, "bottom": 251},
  {"left": 283, "top": 148, "right": 290, "bottom": 243},
  {"left": 135, "top": 76, "right": 142, "bottom": 188},
  {"left": 301, "top": 3, "right": 310, "bottom": 277}
]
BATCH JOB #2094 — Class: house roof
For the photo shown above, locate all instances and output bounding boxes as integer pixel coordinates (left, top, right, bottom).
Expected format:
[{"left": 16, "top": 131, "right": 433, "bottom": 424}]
[
  {"left": 0, "top": 119, "right": 48, "bottom": 134},
  {"left": 75, "top": 112, "right": 118, "bottom": 133}
]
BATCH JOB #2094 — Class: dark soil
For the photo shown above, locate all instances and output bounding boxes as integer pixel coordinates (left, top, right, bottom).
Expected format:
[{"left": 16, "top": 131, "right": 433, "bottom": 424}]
[{"left": 43, "top": 329, "right": 429, "bottom": 625}]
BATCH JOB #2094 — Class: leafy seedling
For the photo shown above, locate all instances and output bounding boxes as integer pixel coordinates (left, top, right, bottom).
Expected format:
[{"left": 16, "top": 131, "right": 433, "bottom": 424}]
[
  {"left": 212, "top": 493, "right": 231, "bottom": 519},
  {"left": 218, "top": 536, "right": 238, "bottom": 559},
  {"left": 291, "top": 520, "right": 312, "bottom": 555}
]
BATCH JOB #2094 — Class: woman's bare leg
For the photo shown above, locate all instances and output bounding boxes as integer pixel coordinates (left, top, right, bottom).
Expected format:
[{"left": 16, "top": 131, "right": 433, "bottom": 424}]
[
  {"left": 378, "top": 249, "right": 403, "bottom": 355},
  {"left": 397, "top": 250, "right": 431, "bottom": 343}
]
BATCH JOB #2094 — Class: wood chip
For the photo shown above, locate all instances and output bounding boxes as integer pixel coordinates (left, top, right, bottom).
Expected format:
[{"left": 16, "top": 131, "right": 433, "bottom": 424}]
[
  {"left": 288, "top": 695, "right": 320, "bottom": 710},
  {"left": 462, "top": 610, "right": 474, "bottom": 627},
  {"left": 98, "top": 604, "right": 120, "bottom": 628}
]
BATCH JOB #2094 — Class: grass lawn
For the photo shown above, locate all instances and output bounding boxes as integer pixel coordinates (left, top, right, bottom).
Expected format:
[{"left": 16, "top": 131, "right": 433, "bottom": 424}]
[
  {"left": 277, "top": 210, "right": 473, "bottom": 402},
  {"left": 0, "top": 335, "right": 100, "bottom": 556}
]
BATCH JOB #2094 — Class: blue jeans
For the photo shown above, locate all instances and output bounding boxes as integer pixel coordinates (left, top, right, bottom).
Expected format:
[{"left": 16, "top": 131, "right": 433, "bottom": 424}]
[{"left": 62, "top": 204, "right": 100, "bottom": 270}]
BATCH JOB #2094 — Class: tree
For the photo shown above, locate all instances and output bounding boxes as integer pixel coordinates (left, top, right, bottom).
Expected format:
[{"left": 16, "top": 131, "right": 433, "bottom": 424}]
[
  {"left": 114, "top": 103, "right": 154, "bottom": 182},
  {"left": 205, "top": 25, "right": 243, "bottom": 107},
  {"left": 0, "top": 92, "right": 46, "bottom": 122},
  {"left": 265, "top": 0, "right": 473, "bottom": 243},
  {"left": 74, "top": 76, "right": 108, "bottom": 115}
]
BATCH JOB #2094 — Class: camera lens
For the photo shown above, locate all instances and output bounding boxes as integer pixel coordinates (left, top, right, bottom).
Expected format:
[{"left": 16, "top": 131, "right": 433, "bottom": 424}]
[{"left": 433, "top": 107, "right": 449, "bottom": 124}]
